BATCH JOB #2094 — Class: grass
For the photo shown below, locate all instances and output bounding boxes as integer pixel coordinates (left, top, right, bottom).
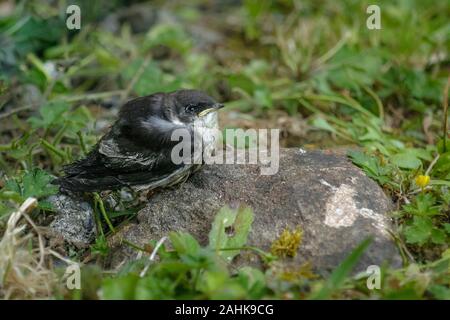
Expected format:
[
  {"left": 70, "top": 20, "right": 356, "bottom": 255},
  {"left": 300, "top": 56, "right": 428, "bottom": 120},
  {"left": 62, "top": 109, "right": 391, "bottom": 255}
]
[{"left": 0, "top": 0, "right": 449, "bottom": 299}]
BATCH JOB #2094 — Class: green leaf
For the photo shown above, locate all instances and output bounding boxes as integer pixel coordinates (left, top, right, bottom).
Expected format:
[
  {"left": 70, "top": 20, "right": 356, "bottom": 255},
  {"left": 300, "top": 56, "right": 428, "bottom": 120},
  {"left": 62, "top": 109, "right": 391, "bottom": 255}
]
[
  {"left": 197, "top": 270, "right": 229, "bottom": 294},
  {"left": 430, "top": 180, "right": 450, "bottom": 187},
  {"left": 311, "top": 117, "right": 337, "bottom": 134},
  {"left": 348, "top": 150, "right": 391, "bottom": 185},
  {"left": 1, "top": 169, "right": 58, "bottom": 204},
  {"left": 21, "top": 168, "right": 58, "bottom": 198},
  {"left": 254, "top": 86, "right": 273, "bottom": 109},
  {"left": 208, "top": 205, "right": 254, "bottom": 262},
  {"left": 429, "top": 285, "right": 450, "bottom": 299},
  {"left": 391, "top": 152, "right": 422, "bottom": 169},
  {"left": 311, "top": 238, "right": 372, "bottom": 299},
  {"left": 122, "top": 60, "right": 182, "bottom": 96},
  {"left": 437, "top": 139, "right": 450, "bottom": 154},
  {"left": 65, "top": 106, "right": 92, "bottom": 134},
  {"left": 237, "top": 266, "right": 266, "bottom": 299},
  {"left": 101, "top": 274, "right": 139, "bottom": 299},
  {"left": 403, "top": 216, "right": 433, "bottom": 244},
  {"left": 402, "top": 193, "right": 440, "bottom": 217},
  {"left": 433, "top": 152, "right": 450, "bottom": 176},
  {"left": 7, "top": 16, "right": 64, "bottom": 58},
  {"left": 430, "top": 228, "right": 446, "bottom": 244},
  {"left": 169, "top": 232, "right": 201, "bottom": 256},
  {"left": 443, "top": 223, "right": 450, "bottom": 234},
  {"left": 28, "top": 101, "right": 70, "bottom": 129},
  {"left": 408, "top": 148, "right": 433, "bottom": 161},
  {"left": 143, "top": 24, "right": 191, "bottom": 53}
]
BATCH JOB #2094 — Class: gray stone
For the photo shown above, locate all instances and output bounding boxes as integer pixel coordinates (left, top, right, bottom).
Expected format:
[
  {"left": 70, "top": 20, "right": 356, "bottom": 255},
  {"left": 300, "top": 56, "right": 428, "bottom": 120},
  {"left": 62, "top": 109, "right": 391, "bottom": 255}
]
[
  {"left": 47, "top": 194, "right": 96, "bottom": 246},
  {"left": 111, "top": 148, "right": 402, "bottom": 274}
]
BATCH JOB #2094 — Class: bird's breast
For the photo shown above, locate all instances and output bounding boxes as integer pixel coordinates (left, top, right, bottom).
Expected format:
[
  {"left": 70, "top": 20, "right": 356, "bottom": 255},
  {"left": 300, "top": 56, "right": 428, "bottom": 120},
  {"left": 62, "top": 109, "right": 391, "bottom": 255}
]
[{"left": 194, "top": 112, "right": 218, "bottom": 156}]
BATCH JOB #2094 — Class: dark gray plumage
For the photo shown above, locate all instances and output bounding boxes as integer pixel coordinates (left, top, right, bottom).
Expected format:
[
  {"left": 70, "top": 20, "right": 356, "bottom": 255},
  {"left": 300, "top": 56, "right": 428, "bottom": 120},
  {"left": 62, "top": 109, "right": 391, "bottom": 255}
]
[{"left": 53, "top": 89, "right": 223, "bottom": 192}]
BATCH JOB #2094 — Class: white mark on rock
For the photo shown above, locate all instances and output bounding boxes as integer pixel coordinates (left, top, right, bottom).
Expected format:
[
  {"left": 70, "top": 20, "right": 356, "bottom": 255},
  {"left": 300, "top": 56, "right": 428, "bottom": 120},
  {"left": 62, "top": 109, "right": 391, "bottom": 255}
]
[
  {"left": 323, "top": 184, "right": 358, "bottom": 227},
  {"left": 360, "top": 208, "right": 389, "bottom": 233},
  {"left": 298, "top": 148, "right": 307, "bottom": 155},
  {"left": 320, "top": 179, "right": 336, "bottom": 190},
  {"left": 321, "top": 181, "right": 389, "bottom": 236}
]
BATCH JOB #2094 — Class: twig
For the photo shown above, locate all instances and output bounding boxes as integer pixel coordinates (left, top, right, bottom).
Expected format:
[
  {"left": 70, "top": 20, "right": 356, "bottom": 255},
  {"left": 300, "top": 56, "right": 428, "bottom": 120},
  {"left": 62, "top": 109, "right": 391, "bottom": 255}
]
[
  {"left": 314, "top": 32, "right": 349, "bottom": 67},
  {"left": 22, "top": 212, "right": 46, "bottom": 268},
  {"left": 49, "top": 249, "right": 78, "bottom": 266},
  {"left": 139, "top": 236, "right": 167, "bottom": 278},
  {"left": 0, "top": 105, "right": 34, "bottom": 120},
  {"left": 61, "top": 90, "right": 124, "bottom": 103},
  {"left": 425, "top": 153, "right": 440, "bottom": 176}
]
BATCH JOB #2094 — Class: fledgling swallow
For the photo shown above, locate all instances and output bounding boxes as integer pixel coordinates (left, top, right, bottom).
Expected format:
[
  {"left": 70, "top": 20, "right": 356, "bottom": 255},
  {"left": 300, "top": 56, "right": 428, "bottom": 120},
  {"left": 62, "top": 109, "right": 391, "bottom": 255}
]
[{"left": 53, "top": 89, "right": 224, "bottom": 192}]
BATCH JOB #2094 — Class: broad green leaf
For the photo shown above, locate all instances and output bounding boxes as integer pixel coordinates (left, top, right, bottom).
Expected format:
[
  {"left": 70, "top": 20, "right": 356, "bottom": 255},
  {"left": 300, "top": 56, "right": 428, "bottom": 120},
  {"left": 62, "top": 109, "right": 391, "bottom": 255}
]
[
  {"left": 1, "top": 169, "right": 58, "bottom": 205},
  {"left": 347, "top": 150, "right": 391, "bottom": 185},
  {"left": 28, "top": 101, "right": 70, "bottom": 129},
  {"left": 430, "top": 228, "right": 446, "bottom": 244},
  {"left": 391, "top": 152, "right": 422, "bottom": 169},
  {"left": 430, "top": 180, "right": 450, "bottom": 187},
  {"left": 122, "top": 59, "right": 182, "bottom": 96},
  {"left": 169, "top": 232, "right": 201, "bottom": 256},
  {"left": 444, "top": 223, "right": 450, "bottom": 234},
  {"left": 208, "top": 205, "right": 254, "bottom": 262},
  {"left": 144, "top": 23, "right": 191, "bottom": 53},
  {"left": 254, "top": 86, "right": 273, "bottom": 109},
  {"left": 433, "top": 152, "right": 450, "bottom": 175},
  {"left": 429, "top": 285, "right": 450, "bottom": 299},
  {"left": 237, "top": 266, "right": 266, "bottom": 299},
  {"left": 402, "top": 193, "right": 440, "bottom": 217},
  {"left": 22, "top": 168, "right": 58, "bottom": 198},
  {"left": 311, "top": 117, "right": 337, "bottom": 133},
  {"left": 101, "top": 274, "right": 139, "bottom": 299},
  {"left": 404, "top": 216, "right": 433, "bottom": 244},
  {"left": 197, "top": 270, "right": 228, "bottom": 294}
]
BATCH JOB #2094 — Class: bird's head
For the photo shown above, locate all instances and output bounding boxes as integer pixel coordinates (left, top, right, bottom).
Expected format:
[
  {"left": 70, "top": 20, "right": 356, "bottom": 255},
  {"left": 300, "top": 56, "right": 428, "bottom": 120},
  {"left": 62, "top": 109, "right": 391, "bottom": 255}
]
[{"left": 169, "top": 89, "right": 224, "bottom": 124}]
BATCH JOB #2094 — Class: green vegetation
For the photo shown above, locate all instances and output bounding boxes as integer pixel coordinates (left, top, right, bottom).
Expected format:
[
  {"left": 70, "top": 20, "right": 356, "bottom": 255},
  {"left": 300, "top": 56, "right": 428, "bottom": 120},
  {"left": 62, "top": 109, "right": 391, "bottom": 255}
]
[{"left": 0, "top": 0, "right": 449, "bottom": 299}]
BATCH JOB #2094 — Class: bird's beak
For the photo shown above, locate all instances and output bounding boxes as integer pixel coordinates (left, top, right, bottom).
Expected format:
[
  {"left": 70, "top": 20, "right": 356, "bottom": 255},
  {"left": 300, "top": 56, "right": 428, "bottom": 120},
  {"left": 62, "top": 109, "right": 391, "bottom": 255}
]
[{"left": 198, "top": 103, "right": 224, "bottom": 117}]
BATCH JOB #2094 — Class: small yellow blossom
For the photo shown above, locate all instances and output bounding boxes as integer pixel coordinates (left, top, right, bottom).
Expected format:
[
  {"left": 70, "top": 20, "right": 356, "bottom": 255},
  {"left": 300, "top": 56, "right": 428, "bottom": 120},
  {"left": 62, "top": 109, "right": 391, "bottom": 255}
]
[{"left": 415, "top": 175, "right": 430, "bottom": 189}]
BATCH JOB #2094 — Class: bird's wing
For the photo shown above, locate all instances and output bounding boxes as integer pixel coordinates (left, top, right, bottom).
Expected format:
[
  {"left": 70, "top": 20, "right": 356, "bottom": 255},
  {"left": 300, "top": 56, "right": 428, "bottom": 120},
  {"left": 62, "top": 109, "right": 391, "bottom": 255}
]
[{"left": 55, "top": 134, "right": 185, "bottom": 192}]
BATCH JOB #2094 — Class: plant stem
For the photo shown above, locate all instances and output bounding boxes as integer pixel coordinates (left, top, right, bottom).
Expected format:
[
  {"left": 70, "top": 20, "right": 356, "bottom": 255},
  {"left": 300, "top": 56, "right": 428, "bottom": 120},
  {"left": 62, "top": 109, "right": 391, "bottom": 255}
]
[
  {"left": 93, "top": 192, "right": 115, "bottom": 234},
  {"left": 40, "top": 139, "right": 67, "bottom": 159},
  {"left": 442, "top": 76, "right": 449, "bottom": 153},
  {"left": 77, "top": 131, "right": 88, "bottom": 156}
]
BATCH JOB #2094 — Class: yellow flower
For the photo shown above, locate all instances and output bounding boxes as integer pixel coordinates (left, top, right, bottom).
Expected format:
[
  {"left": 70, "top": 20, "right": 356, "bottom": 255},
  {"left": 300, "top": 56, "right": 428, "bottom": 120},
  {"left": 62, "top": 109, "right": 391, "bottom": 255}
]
[{"left": 415, "top": 175, "right": 430, "bottom": 189}]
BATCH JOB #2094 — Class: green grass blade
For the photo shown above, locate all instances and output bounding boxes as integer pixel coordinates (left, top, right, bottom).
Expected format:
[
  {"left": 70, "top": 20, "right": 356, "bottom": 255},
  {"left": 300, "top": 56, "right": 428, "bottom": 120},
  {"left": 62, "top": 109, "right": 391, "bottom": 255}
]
[{"left": 311, "top": 237, "right": 372, "bottom": 299}]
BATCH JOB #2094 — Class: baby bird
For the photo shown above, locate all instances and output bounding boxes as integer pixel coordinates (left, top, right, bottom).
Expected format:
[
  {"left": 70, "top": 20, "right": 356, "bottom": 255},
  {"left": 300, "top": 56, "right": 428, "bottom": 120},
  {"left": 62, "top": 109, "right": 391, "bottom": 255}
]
[{"left": 53, "top": 89, "right": 223, "bottom": 192}]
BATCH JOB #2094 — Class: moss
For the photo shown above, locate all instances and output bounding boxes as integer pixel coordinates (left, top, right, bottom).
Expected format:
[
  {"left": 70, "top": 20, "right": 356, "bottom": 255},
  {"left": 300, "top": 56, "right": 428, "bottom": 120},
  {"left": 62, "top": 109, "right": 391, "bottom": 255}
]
[
  {"left": 270, "top": 227, "right": 303, "bottom": 258},
  {"left": 275, "top": 262, "right": 318, "bottom": 282}
]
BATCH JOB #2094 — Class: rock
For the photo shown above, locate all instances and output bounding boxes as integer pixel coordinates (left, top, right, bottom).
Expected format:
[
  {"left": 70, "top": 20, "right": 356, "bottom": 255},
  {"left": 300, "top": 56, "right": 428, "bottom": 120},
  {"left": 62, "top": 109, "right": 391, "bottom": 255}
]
[
  {"left": 47, "top": 194, "right": 96, "bottom": 247},
  {"left": 111, "top": 148, "right": 401, "bottom": 274}
]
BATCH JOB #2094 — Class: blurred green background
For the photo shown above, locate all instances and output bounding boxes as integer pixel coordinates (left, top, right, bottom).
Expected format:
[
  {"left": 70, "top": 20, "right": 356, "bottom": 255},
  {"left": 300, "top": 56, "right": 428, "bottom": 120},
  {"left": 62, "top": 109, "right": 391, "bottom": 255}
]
[{"left": 0, "top": 0, "right": 449, "bottom": 299}]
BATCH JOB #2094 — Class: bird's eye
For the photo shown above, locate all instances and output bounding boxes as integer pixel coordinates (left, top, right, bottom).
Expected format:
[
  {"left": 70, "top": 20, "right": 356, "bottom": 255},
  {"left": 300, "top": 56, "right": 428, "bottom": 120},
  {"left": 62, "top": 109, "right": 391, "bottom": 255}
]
[{"left": 185, "top": 104, "right": 196, "bottom": 113}]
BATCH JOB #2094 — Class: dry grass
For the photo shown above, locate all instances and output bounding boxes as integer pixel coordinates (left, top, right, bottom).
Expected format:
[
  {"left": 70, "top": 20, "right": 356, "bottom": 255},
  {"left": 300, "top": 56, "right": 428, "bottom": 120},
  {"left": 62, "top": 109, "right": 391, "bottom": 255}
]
[{"left": 0, "top": 198, "right": 58, "bottom": 299}]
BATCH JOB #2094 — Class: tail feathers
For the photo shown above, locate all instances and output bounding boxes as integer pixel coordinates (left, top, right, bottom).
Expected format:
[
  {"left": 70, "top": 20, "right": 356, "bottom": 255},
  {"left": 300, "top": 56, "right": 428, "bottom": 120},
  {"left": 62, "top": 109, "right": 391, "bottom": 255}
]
[
  {"left": 52, "top": 168, "right": 180, "bottom": 192},
  {"left": 52, "top": 175, "right": 126, "bottom": 192},
  {"left": 62, "top": 152, "right": 110, "bottom": 176}
]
